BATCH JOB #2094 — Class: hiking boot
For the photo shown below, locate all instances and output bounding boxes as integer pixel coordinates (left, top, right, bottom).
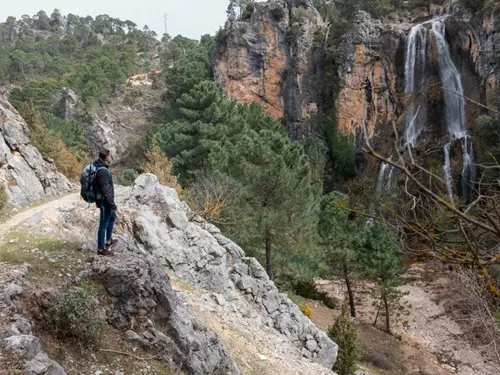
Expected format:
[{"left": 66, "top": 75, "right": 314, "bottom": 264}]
[
  {"left": 97, "top": 249, "right": 115, "bottom": 256},
  {"left": 106, "top": 239, "right": 118, "bottom": 250}
]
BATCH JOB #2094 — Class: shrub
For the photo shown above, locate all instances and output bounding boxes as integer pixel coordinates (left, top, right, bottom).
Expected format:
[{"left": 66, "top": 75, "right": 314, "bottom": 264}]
[
  {"left": 327, "top": 305, "right": 359, "bottom": 375},
  {"left": 144, "top": 137, "right": 180, "bottom": 190},
  {"left": 19, "top": 103, "right": 82, "bottom": 180},
  {"left": 118, "top": 169, "right": 139, "bottom": 186},
  {"left": 270, "top": 7, "right": 286, "bottom": 21},
  {"left": 300, "top": 303, "right": 314, "bottom": 319},
  {"left": 46, "top": 282, "right": 105, "bottom": 348},
  {"left": 0, "top": 184, "right": 7, "bottom": 211},
  {"left": 292, "top": 278, "right": 337, "bottom": 309}
]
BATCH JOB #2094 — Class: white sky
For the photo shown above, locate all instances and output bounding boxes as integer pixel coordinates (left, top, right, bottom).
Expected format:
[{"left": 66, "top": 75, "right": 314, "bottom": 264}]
[{"left": 0, "top": 0, "right": 234, "bottom": 40}]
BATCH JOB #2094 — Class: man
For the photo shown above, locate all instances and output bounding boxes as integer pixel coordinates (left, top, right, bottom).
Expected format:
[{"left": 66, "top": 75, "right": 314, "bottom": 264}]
[{"left": 94, "top": 149, "right": 118, "bottom": 256}]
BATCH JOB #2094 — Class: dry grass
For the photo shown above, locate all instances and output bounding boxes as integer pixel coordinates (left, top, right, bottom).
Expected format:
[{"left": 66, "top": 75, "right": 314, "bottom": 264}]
[{"left": 447, "top": 268, "right": 500, "bottom": 372}]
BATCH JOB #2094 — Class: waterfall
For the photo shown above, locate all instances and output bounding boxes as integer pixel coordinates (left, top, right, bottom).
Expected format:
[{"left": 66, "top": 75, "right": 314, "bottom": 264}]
[
  {"left": 404, "top": 24, "right": 428, "bottom": 147},
  {"left": 376, "top": 162, "right": 394, "bottom": 194},
  {"left": 443, "top": 143, "right": 454, "bottom": 199},
  {"left": 404, "top": 17, "right": 476, "bottom": 202}
]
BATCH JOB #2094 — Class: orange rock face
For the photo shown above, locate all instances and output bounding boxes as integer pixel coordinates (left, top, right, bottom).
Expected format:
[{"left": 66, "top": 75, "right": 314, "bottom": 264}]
[
  {"left": 215, "top": 15, "right": 286, "bottom": 119},
  {"left": 336, "top": 43, "right": 397, "bottom": 137}
]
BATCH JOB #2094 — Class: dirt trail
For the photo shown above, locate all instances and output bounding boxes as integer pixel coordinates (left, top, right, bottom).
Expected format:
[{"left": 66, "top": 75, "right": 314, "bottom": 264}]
[{"left": 0, "top": 193, "right": 80, "bottom": 241}]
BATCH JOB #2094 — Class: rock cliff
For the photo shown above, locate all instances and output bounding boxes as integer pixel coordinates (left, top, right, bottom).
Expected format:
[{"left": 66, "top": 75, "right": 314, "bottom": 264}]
[
  {"left": 214, "top": 1, "right": 500, "bottom": 152},
  {"left": 213, "top": 0, "right": 326, "bottom": 139},
  {"left": 0, "top": 96, "right": 72, "bottom": 206}
]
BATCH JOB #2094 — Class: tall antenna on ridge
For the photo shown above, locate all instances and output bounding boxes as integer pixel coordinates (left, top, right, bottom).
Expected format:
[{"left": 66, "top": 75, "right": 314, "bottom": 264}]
[{"left": 164, "top": 13, "right": 168, "bottom": 36}]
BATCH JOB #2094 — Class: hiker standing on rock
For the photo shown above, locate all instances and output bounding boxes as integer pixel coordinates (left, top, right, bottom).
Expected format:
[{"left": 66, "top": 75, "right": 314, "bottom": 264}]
[{"left": 93, "top": 149, "right": 118, "bottom": 256}]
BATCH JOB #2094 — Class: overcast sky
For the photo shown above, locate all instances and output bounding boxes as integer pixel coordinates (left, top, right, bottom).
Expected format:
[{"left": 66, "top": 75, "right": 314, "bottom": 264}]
[{"left": 0, "top": 0, "right": 234, "bottom": 39}]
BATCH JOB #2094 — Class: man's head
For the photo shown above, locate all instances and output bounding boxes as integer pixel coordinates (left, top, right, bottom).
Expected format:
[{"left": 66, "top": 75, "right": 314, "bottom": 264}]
[{"left": 99, "top": 149, "right": 111, "bottom": 165}]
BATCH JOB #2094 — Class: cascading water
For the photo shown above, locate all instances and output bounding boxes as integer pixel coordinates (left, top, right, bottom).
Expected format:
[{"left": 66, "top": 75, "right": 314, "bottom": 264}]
[
  {"left": 376, "top": 162, "right": 394, "bottom": 195},
  {"left": 443, "top": 143, "right": 454, "bottom": 199},
  {"left": 404, "top": 24, "right": 428, "bottom": 147},
  {"left": 404, "top": 17, "right": 476, "bottom": 202}
]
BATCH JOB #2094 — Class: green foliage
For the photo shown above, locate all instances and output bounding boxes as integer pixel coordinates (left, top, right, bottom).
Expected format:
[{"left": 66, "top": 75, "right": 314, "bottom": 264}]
[
  {"left": 0, "top": 12, "right": 155, "bottom": 108},
  {"left": 118, "top": 169, "right": 139, "bottom": 186},
  {"left": 360, "top": 222, "right": 406, "bottom": 333},
  {"left": 19, "top": 103, "right": 82, "bottom": 180},
  {"left": 164, "top": 35, "right": 214, "bottom": 104},
  {"left": 0, "top": 184, "right": 7, "bottom": 212},
  {"left": 41, "top": 112, "right": 87, "bottom": 159},
  {"left": 324, "top": 111, "right": 356, "bottom": 181},
  {"left": 459, "top": 0, "right": 486, "bottom": 12},
  {"left": 270, "top": 7, "right": 286, "bottom": 21},
  {"left": 46, "top": 281, "right": 105, "bottom": 348},
  {"left": 328, "top": 305, "right": 359, "bottom": 375}
]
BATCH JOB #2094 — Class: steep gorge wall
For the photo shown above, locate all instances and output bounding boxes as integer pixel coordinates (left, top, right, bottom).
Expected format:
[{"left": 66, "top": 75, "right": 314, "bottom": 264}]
[
  {"left": 214, "top": 1, "right": 500, "bottom": 165},
  {"left": 0, "top": 95, "right": 72, "bottom": 206},
  {"left": 213, "top": 0, "right": 326, "bottom": 139}
]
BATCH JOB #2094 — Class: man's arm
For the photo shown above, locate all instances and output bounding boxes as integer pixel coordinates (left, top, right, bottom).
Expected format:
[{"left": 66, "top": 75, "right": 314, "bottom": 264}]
[{"left": 96, "top": 169, "right": 117, "bottom": 209}]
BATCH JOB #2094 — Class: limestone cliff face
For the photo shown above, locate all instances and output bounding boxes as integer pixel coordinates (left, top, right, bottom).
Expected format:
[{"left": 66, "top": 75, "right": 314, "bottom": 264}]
[
  {"left": 213, "top": 0, "right": 325, "bottom": 139},
  {"left": 334, "top": 12, "right": 406, "bottom": 139},
  {"left": 0, "top": 95, "right": 72, "bottom": 206},
  {"left": 215, "top": 1, "right": 499, "bottom": 149}
]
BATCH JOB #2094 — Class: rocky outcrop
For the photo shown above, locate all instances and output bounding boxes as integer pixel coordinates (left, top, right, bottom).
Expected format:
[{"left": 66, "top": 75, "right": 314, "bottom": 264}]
[
  {"left": 67, "top": 175, "right": 337, "bottom": 373},
  {"left": 213, "top": 0, "right": 325, "bottom": 139},
  {"left": 93, "top": 249, "right": 240, "bottom": 375},
  {"left": 334, "top": 11, "right": 406, "bottom": 138},
  {"left": 0, "top": 278, "right": 66, "bottom": 375},
  {"left": 0, "top": 95, "right": 72, "bottom": 206},
  {"left": 54, "top": 88, "right": 78, "bottom": 120},
  {"left": 122, "top": 175, "right": 337, "bottom": 367}
]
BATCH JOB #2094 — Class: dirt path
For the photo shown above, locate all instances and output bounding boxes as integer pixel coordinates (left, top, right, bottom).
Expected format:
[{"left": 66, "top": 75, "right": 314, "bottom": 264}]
[{"left": 0, "top": 193, "right": 80, "bottom": 242}]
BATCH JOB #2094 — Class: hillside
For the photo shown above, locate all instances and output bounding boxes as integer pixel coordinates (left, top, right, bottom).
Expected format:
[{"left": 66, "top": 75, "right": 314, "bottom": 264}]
[{"left": 1, "top": 1, "right": 500, "bottom": 374}]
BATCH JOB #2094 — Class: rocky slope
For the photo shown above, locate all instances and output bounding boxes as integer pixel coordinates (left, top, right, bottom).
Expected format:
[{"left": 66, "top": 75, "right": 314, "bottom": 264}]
[
  {"left": 0, "top": 174, "right": 338, "bottom": 375},
  {"left": 0, "top": 95, "right": 72, "bottom": 206}
]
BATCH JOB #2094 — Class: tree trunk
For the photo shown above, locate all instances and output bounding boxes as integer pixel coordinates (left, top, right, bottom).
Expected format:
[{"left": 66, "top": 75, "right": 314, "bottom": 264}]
[
  {"left": 265, "top": 227, "right": 273, "bottom": 281},
  {"left": 383, "top": 292, "right": 391, "bottom": 334},
  {"left": 343, "top": 262, "right": 356, "bottom": 318}
]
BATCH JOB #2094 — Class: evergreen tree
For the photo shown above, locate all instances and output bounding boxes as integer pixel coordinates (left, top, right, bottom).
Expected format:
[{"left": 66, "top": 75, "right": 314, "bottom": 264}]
[
  {"left": 209, "top": 125, "right": 319, "bottom": 280},
  {"left": 153, "top": 81, "right": 245, "bottom": 183},
  {"left": 360, "top": 223, "right": 406, "bottom": 333},
  {"left": 327, "top": 305, "right": 359, "bottom": 375},
  {"left": 319, "top": 192, "right": 369, "bottom": 317}
]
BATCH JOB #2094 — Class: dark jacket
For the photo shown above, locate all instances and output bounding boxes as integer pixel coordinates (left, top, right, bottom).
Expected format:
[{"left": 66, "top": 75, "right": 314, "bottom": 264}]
[{"left": 94, "top": 159, "right": 117, "bottom": 210}]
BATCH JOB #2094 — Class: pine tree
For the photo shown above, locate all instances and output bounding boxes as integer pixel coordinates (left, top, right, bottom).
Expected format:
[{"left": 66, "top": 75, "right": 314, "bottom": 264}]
[
  {"left": 360, "top": 223, "right": 406, "bottom": 333},
  {"left": 209, "top": 124, "right": 319, "bottom": 280},
  {"left": 319, "top": 192, "right": 370, "bottom": 317},
  {"left": 327, "top": 304, "right": 359, "bottom": 375}
]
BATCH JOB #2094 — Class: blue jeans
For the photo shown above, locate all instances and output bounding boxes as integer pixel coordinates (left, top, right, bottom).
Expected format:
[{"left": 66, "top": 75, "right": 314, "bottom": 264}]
[{"left": 98, "top": 203, "right": 116, "bottom": 250}]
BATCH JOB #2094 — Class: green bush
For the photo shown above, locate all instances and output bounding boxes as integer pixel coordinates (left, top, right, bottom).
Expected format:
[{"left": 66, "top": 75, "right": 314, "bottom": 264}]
[
  {"left": 459, "top": 0, "right": 486, "bottom": 12},
  {"left": 46, "top": 282, "right": 105, "bottom": 348},
  {"left": 328, "top": 305, "right": 359, "bottom": 375},
  {"left": 118, "top": 169, "right": 139, "bottom": 186},
  {"left": 0, "top": 184, "right": 7, "bottom": 212},
  {"left": 292, "top": 278, "right": 337, "bottom": 309},
  {"left": 270, "top": 7, "right": 286, "bottom": 21}
]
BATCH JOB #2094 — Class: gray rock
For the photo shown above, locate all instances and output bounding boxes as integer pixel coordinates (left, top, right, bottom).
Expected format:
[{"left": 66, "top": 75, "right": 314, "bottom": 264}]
[
  {"left": 263, "top": 293, "right": 280, "bottom": 315},
  {"left": 167, "top": 211, "right": 189, "bottom": 229},
  {"left": 3, "top": 282, "right": 23, "bottom": 300},
  {"left": 92, "top": 254, "right": 240, "bottom": 375},
  {"left": 212, "top": 293, "right": 226, "bottom": 306},
  {"left": 306, "top": 339, "right": 318, "bottom": 352},
  {"left": 0, "top": 96, "right": 72, "bottom": 206},
  {"left": 237, "top": 276, "right": 254, "bottom": 291},
  {"left": 3, "top": 335, "right": 41, "bottom": 359},
  {"left": 24, "top": 352, "right": 51, "bottom": 374}
]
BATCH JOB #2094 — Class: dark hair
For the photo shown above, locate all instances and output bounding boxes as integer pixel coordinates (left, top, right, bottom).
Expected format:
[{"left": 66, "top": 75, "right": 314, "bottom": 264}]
[{"left": 99, "top": 149, "right": 111, "bottom": 160}]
